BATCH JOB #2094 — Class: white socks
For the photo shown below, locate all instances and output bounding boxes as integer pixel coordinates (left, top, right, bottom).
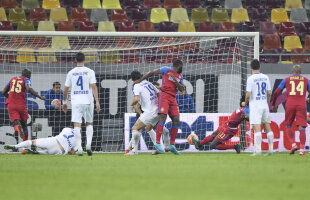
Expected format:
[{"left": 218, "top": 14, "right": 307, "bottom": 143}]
[
  {"left": 267, "top": 131, "right": 274, "bottom": 152},
  {"left": 162, "top": 127, "right": 170, "bottom": 148},
  {"left": 15, "top": 140, "right": 31, "bottom": 148},
  {"left": 147, "top": 129, "right": 156, "bottom": 145},
  {"left": 74, "top": 127, "right": 82, "bottom": 153},
  {"left": 254, "top": 132, "right": 262, "bottom": 153},
  {"left": 132, "top": 130, "right": 141, "bottom": 153},
  {"left": 86, "top": 125, "right": 93, "bottom": 149}
]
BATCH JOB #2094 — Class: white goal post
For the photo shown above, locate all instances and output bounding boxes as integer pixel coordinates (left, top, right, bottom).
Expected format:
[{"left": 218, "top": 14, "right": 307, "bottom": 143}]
[{"left": 0, "top": 31, "right": 259, "bottom": 153}]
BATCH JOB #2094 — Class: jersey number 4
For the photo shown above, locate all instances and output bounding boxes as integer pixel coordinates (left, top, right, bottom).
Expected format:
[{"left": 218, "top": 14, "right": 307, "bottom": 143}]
[
  {"left": 10, "top": 80, "right": 23, "bottom": 93},
  {"left": 76, "top": 76, "right": 84, "bottom": 90},
  {"left": 289, "top": 81, "right": 304, "bottom": 96}
]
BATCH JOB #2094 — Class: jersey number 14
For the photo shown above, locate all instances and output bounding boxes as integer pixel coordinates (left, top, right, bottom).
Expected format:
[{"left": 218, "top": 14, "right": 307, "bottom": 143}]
[{"left": 289, "top": 81, "right": 304, "bottom": 96}]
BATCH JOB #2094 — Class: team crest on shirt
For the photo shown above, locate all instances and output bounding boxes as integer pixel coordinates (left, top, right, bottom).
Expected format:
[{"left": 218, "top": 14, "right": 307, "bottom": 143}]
[{"left": 161, "top": 107, "right": 165, "bottom": 112}]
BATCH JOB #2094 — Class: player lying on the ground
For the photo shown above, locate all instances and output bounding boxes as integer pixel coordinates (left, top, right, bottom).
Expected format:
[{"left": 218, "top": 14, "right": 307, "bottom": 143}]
[
  {"left": 127, "top": 71, "right": 171, "bottom": 155},
  {"left": 135, "top": 60, "right": 185, "bottom": 155},
  {"left": 2, "top": 69, "right": 45, "bottom": 141},
  {"left": 272, "top": 65, "right": 310, "bottom": 156},
  {"left": 189, "top": 97, "right": 249, "bottom": 153},
  {"left": 4, "top": 127, "right": 78, "bottom": 155}
]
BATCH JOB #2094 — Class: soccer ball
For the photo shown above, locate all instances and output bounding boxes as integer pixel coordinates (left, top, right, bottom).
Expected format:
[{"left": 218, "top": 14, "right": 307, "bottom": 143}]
[
  {"left": 187, "top": 133, "right": 198, "bottom": 145},
  {"left": 51, "top": 99, "right": 61, "bottom": 106}
]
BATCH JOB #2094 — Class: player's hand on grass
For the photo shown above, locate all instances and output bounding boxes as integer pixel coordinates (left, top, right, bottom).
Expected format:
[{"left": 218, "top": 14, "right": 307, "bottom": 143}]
[
  {"left": 96, "top": 102, "right": 101, "bottom": 113},
  {"left": 62, "top": 104, "right": 68, "bottom": 113}
]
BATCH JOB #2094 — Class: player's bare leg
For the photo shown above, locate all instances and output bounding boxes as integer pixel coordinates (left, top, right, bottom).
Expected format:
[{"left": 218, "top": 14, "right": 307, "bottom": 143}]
[
  {"left": 20, "top": 121, "right": 29, "bottom": 141},
  {"left": 12, "top": 120, "right": 25, "bottom": 140},
  {"left": 192, "top": 131, "right": 218, "bottom": 150},
  {"left": 166, "top": 115, "right": 180, "bottom": 155},
  {"left": 145, "top": 124, "right": 156, "bottom": 146},
  {"left": 74, "top": 123, "right": 83, "bottom": 156},
  {"left": 287, "top": 124, "right": 298, "bottom": 154},
  {"left": 85, "top": 122, "right": 93, "bottom": 156},
  {"left": 263, "top": 123, "right": 274, "bottom": 156},
  {"left": 155, "top": 114, "right": 167, "bottom": 154},
  {"left": 298, "top": 125, "right": 306, "bottom": 156},
  {"left": 252, "top": 124, "right": 262, "bottom": 156},
  {"left": 152, "top": 126, "right": 170, "bottom": 155}
]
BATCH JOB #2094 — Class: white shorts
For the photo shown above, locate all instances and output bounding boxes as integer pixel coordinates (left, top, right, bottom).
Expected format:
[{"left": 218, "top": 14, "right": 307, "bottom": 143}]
[
  {"left": 250, "top": 106, "right": 271, "bottom": 125},
  {"left": 71, "top": 104, "right": 94, "bottom": 124},
  {"left": 35, "top": 137, "right": 64, "bottom": 155},
  {"left": 139, "top": 111, "right": 159, "bottom": 127}
]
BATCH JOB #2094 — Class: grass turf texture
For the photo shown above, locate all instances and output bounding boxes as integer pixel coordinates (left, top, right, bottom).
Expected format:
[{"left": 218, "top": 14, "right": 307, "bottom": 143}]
[{"left": 0, "top": 153, "right": 309, "bottom": 200}]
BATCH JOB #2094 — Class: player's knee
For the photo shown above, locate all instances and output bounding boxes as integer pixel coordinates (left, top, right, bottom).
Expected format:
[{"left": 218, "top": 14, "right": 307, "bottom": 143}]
[{"left": 12, "top": 120, "right": 21, "bottom": 126}]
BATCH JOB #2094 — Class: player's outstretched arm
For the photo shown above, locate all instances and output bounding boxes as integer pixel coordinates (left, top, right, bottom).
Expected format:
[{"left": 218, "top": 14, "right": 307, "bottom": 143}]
[
  {"left": 2, "top": 85, "right": 9, "bottom": 98},
  {"left": 135, "top": 69, "right": 161, "bottom": 84},
  {"left": 91, "top": 83, "right": 101, "bottom": 113},
  {"left": 25, "top": 84, "right": 45, "bottom": 100}
]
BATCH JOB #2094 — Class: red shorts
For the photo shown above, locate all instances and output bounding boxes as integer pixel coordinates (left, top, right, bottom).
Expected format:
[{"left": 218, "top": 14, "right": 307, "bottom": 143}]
[
  {"left": 7, "top": 104, "right": 28, "bottom": 123},
  {"left": 158, "top": 92, "right": 179, "bottom": 117},
  {"left": 285, "top": 106, "right": 307, "bottom": 127},
  {"left": 215, "top": 126, "right": 238, "bottom": 143}
]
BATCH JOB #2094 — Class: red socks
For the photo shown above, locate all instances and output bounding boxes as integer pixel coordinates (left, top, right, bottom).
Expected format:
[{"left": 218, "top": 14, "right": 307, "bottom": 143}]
[
  {"left": 286, "top": 126, "right": 295, "bottom": 145},
  {"left": 170, "top": 125, "right": 179, "bottom": 145},
  {"left": 299, "top": 129, "right": 306, "bottom": 150},
  {"left": 200, "top": 135, "right": 214, "bottom": 146},
  {"left": 217, "top": 144, "right": 235, "bottom": 150},
  {"left": 156, "top": 122, "right": 164, "bottom": 144}
]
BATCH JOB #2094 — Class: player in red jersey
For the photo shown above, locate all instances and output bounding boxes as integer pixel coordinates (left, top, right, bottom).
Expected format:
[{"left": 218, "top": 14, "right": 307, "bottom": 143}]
[
  {"left": 191, "top": 97, "right": 248, "bottom": 153},
  {"left": 272, "top": 65, "right": 310, "bottom": 155},
  {"left": 2, "top": 69, "right": 45, "bottom": 141},
  {"left": 135, "top": 60, "right": 185, "bottom": 155}
]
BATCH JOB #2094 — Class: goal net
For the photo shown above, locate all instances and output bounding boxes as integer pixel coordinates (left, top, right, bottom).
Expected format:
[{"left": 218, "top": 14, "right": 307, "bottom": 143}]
[{"left": 0, "top": 31, "right": 259, "bottom": 153}]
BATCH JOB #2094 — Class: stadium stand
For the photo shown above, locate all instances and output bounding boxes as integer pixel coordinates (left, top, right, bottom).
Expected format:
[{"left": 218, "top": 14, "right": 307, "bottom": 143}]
[{"left": 0, "top": 0, "right": 310, "bottom": 63}]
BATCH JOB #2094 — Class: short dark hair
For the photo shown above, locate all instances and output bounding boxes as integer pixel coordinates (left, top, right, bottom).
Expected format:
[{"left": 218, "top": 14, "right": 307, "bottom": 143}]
[
  {"left": 173, "top": 59, "right": 183, "bottom": 68},
  {"left": 131, "top": 71, "right": 142, "bottom": 81},
  {"left": 251, "top": 59, "right": 260, "bottom": 70},
  {"left": 53, "top": 82, "right": 61, "bottom": 87},
  {"left": 76, "top": 52, "right": 85, "bottom": 63},
  {"left": 152, "top": 82, "right": 160, "bottom": 86},
  {"left": 22, "top": 68, "right": 31, "bottom": 78}
]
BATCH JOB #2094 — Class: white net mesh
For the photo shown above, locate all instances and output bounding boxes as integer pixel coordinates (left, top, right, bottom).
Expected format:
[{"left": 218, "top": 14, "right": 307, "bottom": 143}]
[{"left": 0, "top": 32, "right": 258, "bottom": 153}]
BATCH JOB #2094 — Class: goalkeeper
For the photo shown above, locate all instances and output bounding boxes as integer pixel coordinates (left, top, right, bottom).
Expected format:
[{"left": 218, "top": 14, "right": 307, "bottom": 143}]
[
  {"left": 4, "top": 124, "right": 78, "bottom": 155},
  {"left": 191, "top": 97, "right": 248, "bottom": 153}
]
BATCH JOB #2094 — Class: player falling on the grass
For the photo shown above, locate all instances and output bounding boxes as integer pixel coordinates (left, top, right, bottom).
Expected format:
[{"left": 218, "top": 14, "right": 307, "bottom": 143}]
[
  {"left": 5, "top": 127, "right": 78, "bottom": 155},
  {"left": 135, "top": 60, "right": 185, "bottom": 155},
  {"left": 127, "top": 71, "right": 170, "bottom": 155},
  {"left": 63, "top": 52, "right": 101, "bottom": 156},
  {"left": 2, "top": 69, "right": 45, "bottom": 142},
  {"left": 244, "top": 59, "right": 274, "bottom": 156},
  {"left": 191, "top": 97, "right": 247, "bottom": 153},
  {"left": 272, "top": 65, "right": 310, "bottom": 156}
]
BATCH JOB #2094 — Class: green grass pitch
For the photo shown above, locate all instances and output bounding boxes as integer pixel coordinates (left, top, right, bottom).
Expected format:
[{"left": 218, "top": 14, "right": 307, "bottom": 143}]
[{"left": 0, "top": 153, "right": 309, "bottom": 200}]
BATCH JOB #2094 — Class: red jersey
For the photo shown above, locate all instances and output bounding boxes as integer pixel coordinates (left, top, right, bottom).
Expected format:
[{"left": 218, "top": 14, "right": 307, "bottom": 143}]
[
  {"left": 224, "top": 107, "right": 249, "bottom": 129},
  {"left": 276, "top": 75, "right": 310, "bottom": 107},
  {"left": 160, "top": 66, "right": 183, "bottom": 97},
  {"left": 5, "top": 76, "right": 31, "bottom": 107}
]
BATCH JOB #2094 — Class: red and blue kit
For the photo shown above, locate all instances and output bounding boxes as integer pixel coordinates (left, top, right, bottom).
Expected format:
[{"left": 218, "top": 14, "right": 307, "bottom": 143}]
[
  {"left": 5, "top": 76, "right": 31, "bottom": 122},
  {"left": 272, "top": 75, "right": 310, "bottom": 126},
  {"left": 216, "top": 107, "right": 249, "bottom": 143},
  {"left": 158, "top": 66, "right": 183, "bottom": 117}
]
